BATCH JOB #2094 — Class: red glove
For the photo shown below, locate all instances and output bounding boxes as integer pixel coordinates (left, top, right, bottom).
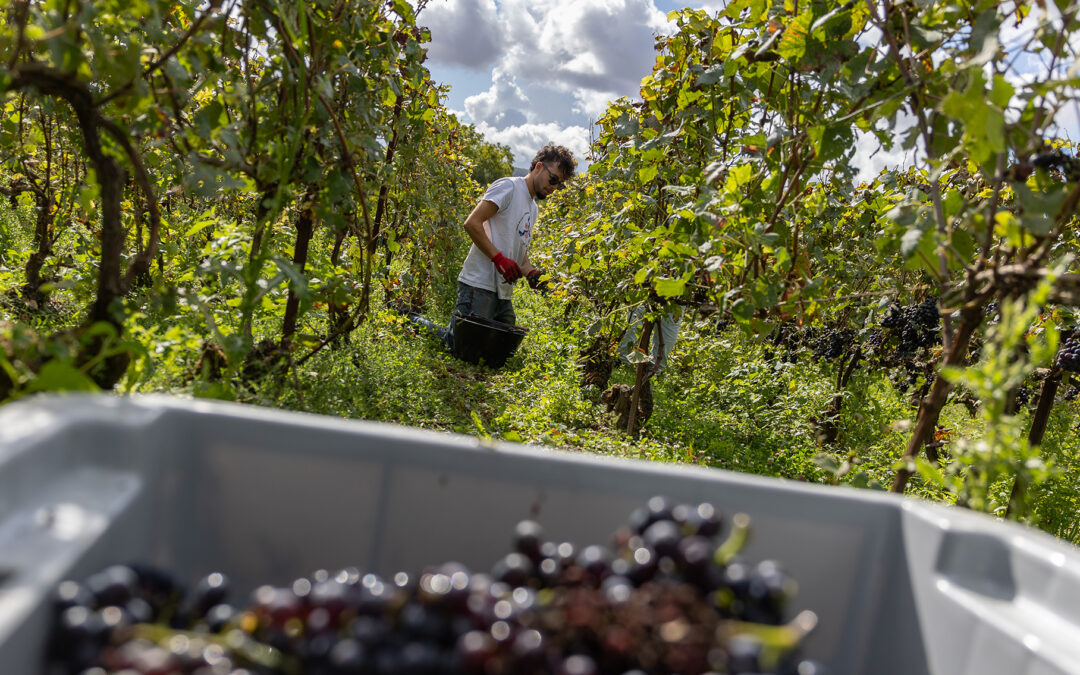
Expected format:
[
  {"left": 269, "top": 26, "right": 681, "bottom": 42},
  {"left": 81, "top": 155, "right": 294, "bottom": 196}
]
[
  {"left": 492, "top": 252, "right": 522, "bottom": 283},
  {"left": 526, "top": 268, "right": 550, "bottom": 292}
]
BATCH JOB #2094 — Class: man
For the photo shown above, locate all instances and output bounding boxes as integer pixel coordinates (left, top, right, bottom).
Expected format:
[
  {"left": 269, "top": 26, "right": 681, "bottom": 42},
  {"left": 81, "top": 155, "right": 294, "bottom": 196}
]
[
  {"left": 447, "top": 144, "right": 575, "bottom": 345},
  {"left": 406, "top": 144, "right": 575, "bottom": 352}
]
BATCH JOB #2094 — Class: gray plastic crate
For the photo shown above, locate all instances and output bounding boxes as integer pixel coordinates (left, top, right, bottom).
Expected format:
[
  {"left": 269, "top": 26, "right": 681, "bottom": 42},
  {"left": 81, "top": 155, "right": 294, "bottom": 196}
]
[{"left": 0, "top": 394, "right": 1078, "bottom": 674}]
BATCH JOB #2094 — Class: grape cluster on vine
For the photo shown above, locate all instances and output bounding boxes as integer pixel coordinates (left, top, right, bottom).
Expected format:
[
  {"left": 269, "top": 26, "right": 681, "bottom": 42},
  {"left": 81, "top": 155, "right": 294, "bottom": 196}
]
[
  {"left": 1015, "top": 387, "right": 1032, "bottom": 408},
  {"left": 870, "top": 298, "right": 943, "bottom": 398},
  {"left": 880, "top": 298, "right": 939, "bottom": 356},
  {"left": 811, "top": 329, "right": 854, "bottom": 362},
  {"left": 862, "top": 330, "right": 884, "bottom": 349},
  {"left": 1057, "top": 339, "right": 1080, "bottom": 373},
  {"left": 1032, "top": 148, "right": 1080, "bottom": 183},
  {"left": 45, "top": 498, "right": 826, "bottom": 675}
]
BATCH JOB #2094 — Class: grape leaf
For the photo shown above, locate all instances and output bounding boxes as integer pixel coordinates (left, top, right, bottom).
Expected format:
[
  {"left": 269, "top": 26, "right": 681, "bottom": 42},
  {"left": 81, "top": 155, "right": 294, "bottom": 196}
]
[{"left": 777, "top": 11, "right": 814, "bottom": 61}]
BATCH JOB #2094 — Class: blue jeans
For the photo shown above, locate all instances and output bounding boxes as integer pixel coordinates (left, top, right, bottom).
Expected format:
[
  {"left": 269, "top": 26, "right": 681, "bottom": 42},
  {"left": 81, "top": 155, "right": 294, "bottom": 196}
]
[{"left": 405, "top": 282, "right": 515, "bottom": 351}]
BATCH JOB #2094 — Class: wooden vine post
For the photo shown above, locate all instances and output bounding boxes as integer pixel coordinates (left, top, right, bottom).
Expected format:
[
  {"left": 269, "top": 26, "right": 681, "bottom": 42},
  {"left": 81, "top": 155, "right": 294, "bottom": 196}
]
[
  {"left": 892, "top": 303, "right": 984, "bottom": 493},
  {"left": 626, "top": 318, "right": 655, "bottom": 439}
]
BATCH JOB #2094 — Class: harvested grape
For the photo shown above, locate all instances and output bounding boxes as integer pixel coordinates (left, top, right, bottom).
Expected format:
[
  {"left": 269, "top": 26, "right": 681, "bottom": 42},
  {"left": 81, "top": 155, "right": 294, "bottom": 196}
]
[{"left": 46, "top": 499, "right": 825, "bottom": 675}]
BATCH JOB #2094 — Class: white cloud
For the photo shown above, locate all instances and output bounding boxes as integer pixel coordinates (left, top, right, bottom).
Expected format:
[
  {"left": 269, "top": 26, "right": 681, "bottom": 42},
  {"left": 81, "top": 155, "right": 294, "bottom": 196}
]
[
  {"left": 419, "top": 0, "right": 502, "bottom": 70},
  {"left": 418, "top": 0, "right": 670, "bottom": 165},
  {"left": 573, "top": 89, "right": 623, "bottom": 119},
  {"left": 473, "top": 121, "right": 592, "bottom": 170},
  {"left": 438, "top": 0, "right": 665, "bottom": 165},
  {"left": 498, "top": 0, "right": 668, "bottom": 95},
  {"left": 464, "top": 73, "right": 530, "bottom": 129},
  {"left": 687, "top": 0, "right": 726, "bottom": 11}
]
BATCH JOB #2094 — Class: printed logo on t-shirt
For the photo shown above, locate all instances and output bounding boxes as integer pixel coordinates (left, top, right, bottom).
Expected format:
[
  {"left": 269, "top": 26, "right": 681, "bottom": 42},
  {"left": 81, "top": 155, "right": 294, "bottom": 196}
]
[{"left": 516, "top": 213, "right": 533, "bottom": 240}]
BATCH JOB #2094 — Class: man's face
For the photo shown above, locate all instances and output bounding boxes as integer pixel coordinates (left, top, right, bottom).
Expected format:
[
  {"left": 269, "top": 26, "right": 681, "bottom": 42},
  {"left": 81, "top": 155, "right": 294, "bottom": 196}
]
[{"left": 534, "top": 162, "right": 567, "bottom": 200}]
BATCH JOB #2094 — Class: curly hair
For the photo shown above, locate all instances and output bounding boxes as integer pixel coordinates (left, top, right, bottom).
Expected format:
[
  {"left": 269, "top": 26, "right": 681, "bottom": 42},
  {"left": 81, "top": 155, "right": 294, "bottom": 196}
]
[{"left": 530, "top": 144, "right": 576, "bottom": 180}]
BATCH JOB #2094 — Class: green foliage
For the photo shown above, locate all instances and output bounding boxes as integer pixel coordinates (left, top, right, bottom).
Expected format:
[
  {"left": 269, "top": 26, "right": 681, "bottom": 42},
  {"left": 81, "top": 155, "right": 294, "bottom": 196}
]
[
  {"left": 457, "top": 123, "right": 514, "bottom": 188},
  {"left": 921, "top": 281, "right": 1059, "bottom": 517},
  {"left": 4, "top": 0, "right": 1080, "bottom": 557},
  {"left": 0, "top": 194, "right": 33, "bottom": 266}
]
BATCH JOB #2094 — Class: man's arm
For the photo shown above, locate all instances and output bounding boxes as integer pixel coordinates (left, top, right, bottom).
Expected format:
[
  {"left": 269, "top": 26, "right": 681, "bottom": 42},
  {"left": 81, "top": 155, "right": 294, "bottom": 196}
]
[
  {"left": 462, "top": 200, "right": 500, "bottom": 259},
  {"left": 463, "top": 199, "right": 521, "bottom": 283}
]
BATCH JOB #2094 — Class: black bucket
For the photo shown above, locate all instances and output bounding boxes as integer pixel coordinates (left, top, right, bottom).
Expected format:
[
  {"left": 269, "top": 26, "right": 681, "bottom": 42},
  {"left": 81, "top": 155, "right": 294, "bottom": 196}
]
[{"left": 452, "top": 313, "right": 527, "bottom": 368}]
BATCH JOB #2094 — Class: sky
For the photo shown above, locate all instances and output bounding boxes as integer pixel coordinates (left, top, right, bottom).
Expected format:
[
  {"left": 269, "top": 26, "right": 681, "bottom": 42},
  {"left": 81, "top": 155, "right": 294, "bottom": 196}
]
[
  {"left": 416, "top": 0, "right": 724, "bottom": 170},
  {"left": 413, "top": 0, "right": 1078, "bottom": 181}
]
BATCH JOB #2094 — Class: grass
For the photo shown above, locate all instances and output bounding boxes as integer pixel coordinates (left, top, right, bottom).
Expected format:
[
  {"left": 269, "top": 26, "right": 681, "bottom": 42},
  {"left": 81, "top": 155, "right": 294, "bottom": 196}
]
[{"left": 3, "top": 222, "right": 1080, "bottom": 543}]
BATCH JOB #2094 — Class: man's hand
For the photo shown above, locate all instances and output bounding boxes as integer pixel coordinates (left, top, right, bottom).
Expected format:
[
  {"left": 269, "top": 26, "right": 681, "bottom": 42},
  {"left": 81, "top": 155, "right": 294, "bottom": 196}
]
[
  {"left": 526, "top": 268, "right": 550, "bottom": 292},
  {"left": 491, "top": 252, "right": 522, "bottom": 283}
]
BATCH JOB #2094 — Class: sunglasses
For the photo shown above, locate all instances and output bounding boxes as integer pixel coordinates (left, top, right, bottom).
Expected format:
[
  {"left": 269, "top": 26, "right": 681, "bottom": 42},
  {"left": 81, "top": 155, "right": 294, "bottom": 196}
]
[{"left": 541, "top": 163, "right": 565, "bottom": 188}]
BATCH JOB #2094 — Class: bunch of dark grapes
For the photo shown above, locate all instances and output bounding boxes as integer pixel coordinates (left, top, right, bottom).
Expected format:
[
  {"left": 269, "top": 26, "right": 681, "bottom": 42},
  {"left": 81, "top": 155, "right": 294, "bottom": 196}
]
[
  {"left": 1064, "top": 386, "right": 1079, "bottom": 402},
  {"left": 910, "top": 298, "right": 939, "bottom": 331},
  {"left": 1057, "top": 339, "right": 1080, "bottom": 373},
  {"left": 812, "top": 329, "right": 853, "bottom": 361},
  {"left": 1032, "top": 148, "right": 1080, "bottom": 182},
  {"left": 46, "top": 499, "right": 826, "bottom": 675},
  {"left": 879, "top": 298, "right": 939, "bottom": 357},
  {"left": 1015, "top": 387, "right": 1032, "bottom": 408},
  {"left": 880, "top": 306, "right": 905, "bottom": 330}
]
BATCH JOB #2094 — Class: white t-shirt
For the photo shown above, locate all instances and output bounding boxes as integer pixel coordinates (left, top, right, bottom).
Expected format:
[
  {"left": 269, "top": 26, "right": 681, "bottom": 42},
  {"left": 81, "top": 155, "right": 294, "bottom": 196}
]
[{"left": 457, "top": 176, "right": 538, "bottom": 300}]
